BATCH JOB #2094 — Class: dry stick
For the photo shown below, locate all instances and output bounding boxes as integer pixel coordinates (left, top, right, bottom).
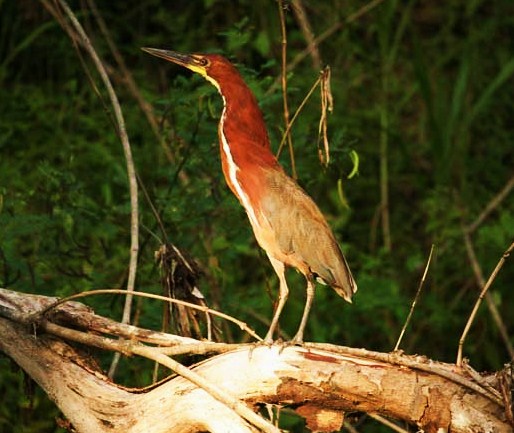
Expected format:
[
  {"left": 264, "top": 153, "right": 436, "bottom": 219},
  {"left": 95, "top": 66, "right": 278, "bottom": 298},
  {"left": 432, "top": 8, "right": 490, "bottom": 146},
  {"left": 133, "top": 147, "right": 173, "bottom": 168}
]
[
  {"left": 131, "top": 347, "right": 280, "bottom": 433},
  {"left": 342, "top": 421, "right": 359, "bottom": 433},
  {"left": 277, "top": 0, "right": 297, "bottom": 179},
  {"left": 267, "top": 0, "right": 386, "bottom": 95},
  {"left": 291, "top": 0, "right": 322, "bottom": 70},
  {"left": 457, "top": 240, "right": 514, "bottom": 367},
  {"left": 461, "top": 230, "right": 514, "bottom": 364},
  {"left": 137, "top": 172, "right": 168, "bottom": 242},
  {"left": 41, "top": 322, "right": 278, "bottom": 433},
  {"left": 466, "top": 173, "right": 514, "bottom": 234},
  {"left": 86, "top": 0, "right": 185, "bottom": 176},
  {"left": 499, "top": 370, "right": 514, "bottom": 425},
  {"left": 41, "top": 2, "right": 132, "bottom": 141},
  {"left": 34, "top": 288, "right": 263, "bottom": 341},
  {"left": 41, "top": 0, "right": 139, "bottom": 376},
  {"left": 43, "top": 0, "right": 139, "bottom": 377},
  {"left": 379, "top": 41, "right": 392, "bottom": 253},
  {"left": 290, "top": 0, "right": 386, "bottom": 72},
  {"left": 40, "top": 316, "right": 502, "bottom": 432},
  {"left": 155, "top": 342, "right": 242, "bottom": 357},
  {"left": 317, "top": 67, "right": 333, "bottom": 166},
  {"left": 9, "top": 291, "right": 502, "bottom": 406},
  {"left": 460, "top": 362, "right": 503, "bottom": 402},
  {"left": 276, "top": 74, "right": 322, "bottom": 158},
  {"left": 394, "top": 245, "right": 435, "bottom": 351},
  {"left": 368, "top": 413, "right": 410, "bottom": 433}
]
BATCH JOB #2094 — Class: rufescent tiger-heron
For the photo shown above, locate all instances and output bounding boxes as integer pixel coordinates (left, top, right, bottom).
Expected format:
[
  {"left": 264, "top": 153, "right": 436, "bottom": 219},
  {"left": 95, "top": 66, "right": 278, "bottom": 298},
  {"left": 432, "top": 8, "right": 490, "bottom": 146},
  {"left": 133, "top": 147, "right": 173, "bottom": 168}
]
[{"left": 142, "top": 48, "right": 357, "bottom": 343}]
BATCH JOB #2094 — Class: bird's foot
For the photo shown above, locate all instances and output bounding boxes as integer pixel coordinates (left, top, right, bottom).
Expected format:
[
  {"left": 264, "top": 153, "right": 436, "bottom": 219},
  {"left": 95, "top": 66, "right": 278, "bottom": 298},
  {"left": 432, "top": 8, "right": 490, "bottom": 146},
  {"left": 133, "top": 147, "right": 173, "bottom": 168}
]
[
  {"left": 263, "top": 329, "right": 277, "bottom": 346},
  {"left": 260, "top": 333, "right": 291, "bottom": 354},
  {"left": 247, "top": 337, "right": 282, "bottom": 359},
  {"left": 264, "top": 330, "right": 305, "bottom": 347},
  {"left": 263, "top": 336, "right": 274, "bottom": 346},
  {"left": 289, "top": 332, "right": 305, "bottom": 346}
]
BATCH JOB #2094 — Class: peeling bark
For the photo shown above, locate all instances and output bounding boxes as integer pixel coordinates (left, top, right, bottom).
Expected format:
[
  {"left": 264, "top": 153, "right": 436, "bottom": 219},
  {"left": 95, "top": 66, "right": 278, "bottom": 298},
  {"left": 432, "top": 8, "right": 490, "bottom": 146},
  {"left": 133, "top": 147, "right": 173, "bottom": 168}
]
[{"left": 0, "top": 288, "right": 511, "bottom": 433}]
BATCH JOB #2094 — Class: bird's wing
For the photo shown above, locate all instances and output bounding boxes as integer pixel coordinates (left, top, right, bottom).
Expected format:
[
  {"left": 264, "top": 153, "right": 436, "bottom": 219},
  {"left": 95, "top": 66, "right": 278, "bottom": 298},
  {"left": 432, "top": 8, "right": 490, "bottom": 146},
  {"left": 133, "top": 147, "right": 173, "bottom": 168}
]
[{"left": 258, "top": 168, "right": 356, "bottom": 300}]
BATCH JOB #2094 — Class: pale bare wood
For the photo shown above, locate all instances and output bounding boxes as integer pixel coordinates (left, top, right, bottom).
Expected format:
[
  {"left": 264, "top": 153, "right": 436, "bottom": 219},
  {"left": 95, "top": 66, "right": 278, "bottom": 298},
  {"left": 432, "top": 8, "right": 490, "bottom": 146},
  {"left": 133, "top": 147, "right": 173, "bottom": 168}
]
[
  {"left": 0, "top": 288, "right": 511, "bottom": 433},
  {"left": 33, "top": 288, "right": 262, "bottom": 341},
  {"left": 42, "top": 0, "right": 140, "bottom": 378}
]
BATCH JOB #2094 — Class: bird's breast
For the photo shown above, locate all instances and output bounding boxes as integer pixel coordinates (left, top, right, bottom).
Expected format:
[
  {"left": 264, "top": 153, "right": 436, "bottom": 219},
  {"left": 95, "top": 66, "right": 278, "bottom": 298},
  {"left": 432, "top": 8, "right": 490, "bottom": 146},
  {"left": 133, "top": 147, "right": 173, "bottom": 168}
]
[{"left": 218, "top": 104, "right": 279, "bottom": 232}]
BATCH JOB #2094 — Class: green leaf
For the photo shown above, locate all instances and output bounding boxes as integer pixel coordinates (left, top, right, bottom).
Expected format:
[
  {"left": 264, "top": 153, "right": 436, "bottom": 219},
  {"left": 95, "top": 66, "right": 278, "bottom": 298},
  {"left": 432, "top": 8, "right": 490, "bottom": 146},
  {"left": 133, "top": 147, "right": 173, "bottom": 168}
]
[
  {"left": 347, "top": 149, "right": 359, "bottom": 179},
  {"left": 468, "top": 56, "right": 514, "bottom": 123}
]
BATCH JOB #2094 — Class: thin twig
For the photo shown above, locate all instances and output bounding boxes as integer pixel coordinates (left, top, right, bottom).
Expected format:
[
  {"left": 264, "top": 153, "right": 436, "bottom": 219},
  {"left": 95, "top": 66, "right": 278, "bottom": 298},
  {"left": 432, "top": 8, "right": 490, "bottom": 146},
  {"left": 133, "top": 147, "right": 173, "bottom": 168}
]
[
  {"left": 466, "top": 173, "right": 514, "bottom": 234},
  {"left": 41, "top": 321, "right": 278, "bottom": 433},
  {"left": 136, "top": 172, "right": 168, "bottom": 242},
  {"left": 51, "top": 0, "right": 140, "bottom": 378},
  {"left": 2, "top": 286, "right": 504, "bottom": 408},
  {"left": 343, "top": 421, "right": 360, "bottom": 433},
  {"left": 33, "top": 288, "right": 263, "bottom": 341},
  {"left": 379, "top": 41, "right": 391, "bottom": 252},
  {"left": 368, "top": 413, "right": 410, "bottom": 433},
  {"left": 461, "top": 362, "right": 503, "bottom": 402},
  {"left": 276, "top": 74, "right": 322, "bottom": 158},
  {"left": 277, "top": 0, "right": 297, "bottom": 179},
  {"left": 40, "top": 1, "right": 81, "bottom": 47},
  {"left": 86, "top": 0, "right": 185, "bottom": 174},
  {"left": 461, "top": 228, "right": 514, "bottom": 363},
  {"left": 154, "top": 342, "right": 242, "bottom": 357},
  {"left": 40, "top": 2, "right": 123, "bottom": 132},
  {"left": 394, "top": 245, "right": 435, "bottom": 351},
  {"left": 130, "top": 347, "right": 280, "bottom": 433},
  {"left": 267, "top": 0, "right": 386, "bottom": 95},
  {"left": 34, "top": 298, "right": 233, "bottom": 352},
  {"left": 457, "top": 241, "right": 514, "bottom": 367},
  {"left": 290, "top": 0, "right": 321, "bottom": 70}
]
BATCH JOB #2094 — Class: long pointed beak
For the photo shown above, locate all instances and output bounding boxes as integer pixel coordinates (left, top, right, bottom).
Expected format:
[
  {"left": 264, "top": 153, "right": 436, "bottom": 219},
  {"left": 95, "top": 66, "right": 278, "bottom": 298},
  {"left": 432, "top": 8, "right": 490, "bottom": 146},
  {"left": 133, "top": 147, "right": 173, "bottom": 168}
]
[{"left": 141, "top": 47, "right": 208, "bottom": 75}]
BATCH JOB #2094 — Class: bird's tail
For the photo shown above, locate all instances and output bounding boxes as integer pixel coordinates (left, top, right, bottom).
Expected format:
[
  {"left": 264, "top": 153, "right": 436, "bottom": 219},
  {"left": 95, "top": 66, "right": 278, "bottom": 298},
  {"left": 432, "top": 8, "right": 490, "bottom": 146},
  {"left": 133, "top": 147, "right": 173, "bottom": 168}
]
[{"left": 331, "top": 254, "right": 357, "bottom": 303}]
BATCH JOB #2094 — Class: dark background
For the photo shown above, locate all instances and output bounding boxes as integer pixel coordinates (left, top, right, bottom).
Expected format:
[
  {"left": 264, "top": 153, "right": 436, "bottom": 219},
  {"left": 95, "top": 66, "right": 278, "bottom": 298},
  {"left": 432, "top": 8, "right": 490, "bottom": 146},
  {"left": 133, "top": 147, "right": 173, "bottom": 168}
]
[{"left": 1, "top": 0, "right": 513, "bottom": 431}]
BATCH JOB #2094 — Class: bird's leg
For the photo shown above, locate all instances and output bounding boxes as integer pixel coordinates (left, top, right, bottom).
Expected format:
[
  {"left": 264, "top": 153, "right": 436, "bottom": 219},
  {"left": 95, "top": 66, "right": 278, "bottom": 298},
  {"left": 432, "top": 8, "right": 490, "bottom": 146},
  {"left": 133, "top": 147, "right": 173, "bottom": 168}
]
[
  {"left": 291, "top": 277, "right": 315, "bottom": 344},
  {"left": 264, "top": 256, "right": 289, "bottom": 344}
]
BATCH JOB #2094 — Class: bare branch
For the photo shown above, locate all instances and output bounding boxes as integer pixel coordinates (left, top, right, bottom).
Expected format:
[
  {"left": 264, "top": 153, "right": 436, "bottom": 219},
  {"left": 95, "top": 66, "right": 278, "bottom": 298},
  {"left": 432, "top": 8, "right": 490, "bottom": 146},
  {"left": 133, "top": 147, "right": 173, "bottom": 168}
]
[
  {"left": 466, "top": 173, "right": 514, "bottom": 234},
  {"left": 33, "top": 288, "right": 262, "bottom": 341},
  {"left": 394, "top": 244, "right": 435, "bottom": 351},
  {"left": 276, "top": 73, "right": 322, "bottom": 158},
  {"left": 43, "top": 0, "right": 140, "bottom": 377},
  {"left": 291, "top": 0, "right": 322, "bottom": 70},
  {"left": 457, "top": 240, "right": 514, "bottom": 367},
  {"left": 277, "top": 0, "right": 297, "bottom": 179},
  {"left": 461, "top": 229, "right": 514, "bottom": 363},
  {"left": 368, "top": 413, "right": 410, "bottom": 433},
  {"left": 85, "top": 0, "right": 183, "bottom": 171},
  {"left": 267, "top": 0, "right": 386, "bottom": 94},
  {"left": 1, "top": 288, "right": 511, "bottom": 432}
]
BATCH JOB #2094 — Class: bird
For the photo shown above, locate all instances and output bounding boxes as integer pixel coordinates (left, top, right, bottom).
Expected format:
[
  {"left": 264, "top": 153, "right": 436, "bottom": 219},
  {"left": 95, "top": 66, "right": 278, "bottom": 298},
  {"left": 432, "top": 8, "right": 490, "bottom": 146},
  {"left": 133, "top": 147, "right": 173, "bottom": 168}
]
[{"left": 142, "top": 48, "right": 357, "bottom": 344}]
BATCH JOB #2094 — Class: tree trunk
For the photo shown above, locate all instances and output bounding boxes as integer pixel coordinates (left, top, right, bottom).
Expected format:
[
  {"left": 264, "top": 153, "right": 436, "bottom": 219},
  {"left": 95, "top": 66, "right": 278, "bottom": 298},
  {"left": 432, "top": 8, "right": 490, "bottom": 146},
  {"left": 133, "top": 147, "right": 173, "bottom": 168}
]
[{"left": 0, "top": 288, "right": 511, "bottom": 433}]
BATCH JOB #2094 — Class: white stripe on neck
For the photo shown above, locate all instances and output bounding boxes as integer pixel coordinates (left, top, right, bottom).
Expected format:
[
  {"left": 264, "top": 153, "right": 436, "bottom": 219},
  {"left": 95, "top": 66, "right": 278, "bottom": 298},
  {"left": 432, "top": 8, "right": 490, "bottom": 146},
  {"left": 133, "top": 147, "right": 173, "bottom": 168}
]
[{"left": 218, "top": 94, "right": 260, "bottom": 229}]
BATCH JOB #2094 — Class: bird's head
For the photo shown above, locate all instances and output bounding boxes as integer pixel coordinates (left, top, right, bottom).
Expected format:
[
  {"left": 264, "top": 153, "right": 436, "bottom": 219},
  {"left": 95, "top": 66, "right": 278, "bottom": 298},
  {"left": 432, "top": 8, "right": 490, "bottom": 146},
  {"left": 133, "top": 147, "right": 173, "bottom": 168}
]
[{"left": 141, "top": 48, "right": 238, "bottom": 91}]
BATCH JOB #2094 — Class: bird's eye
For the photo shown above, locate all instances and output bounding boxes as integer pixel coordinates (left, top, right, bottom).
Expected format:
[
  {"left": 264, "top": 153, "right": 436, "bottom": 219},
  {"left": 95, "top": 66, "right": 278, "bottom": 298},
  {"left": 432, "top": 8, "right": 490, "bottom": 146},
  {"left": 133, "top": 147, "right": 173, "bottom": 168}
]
[{"left": 197, "top": 58, "right": 209, "bottom": 67}]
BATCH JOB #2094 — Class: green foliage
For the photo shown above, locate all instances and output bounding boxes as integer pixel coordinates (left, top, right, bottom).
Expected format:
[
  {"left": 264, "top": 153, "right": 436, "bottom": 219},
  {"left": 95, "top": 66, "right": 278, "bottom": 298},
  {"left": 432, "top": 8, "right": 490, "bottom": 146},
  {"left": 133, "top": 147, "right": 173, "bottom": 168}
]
[{"left": 1, "top": 0, "right": 513, "bottom": 431}]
